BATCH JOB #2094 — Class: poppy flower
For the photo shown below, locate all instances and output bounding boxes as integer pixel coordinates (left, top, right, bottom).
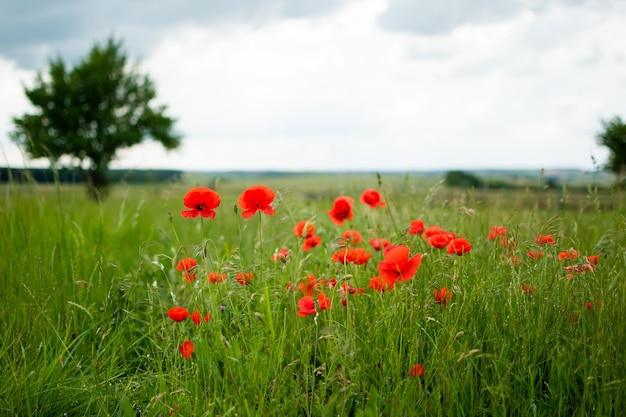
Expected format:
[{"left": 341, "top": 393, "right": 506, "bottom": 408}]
[
  {"left": 360, "top": 189, "right": 387, "bottom": 208},
  {"left": 302, "top": 234, "right": 322, "bottom": 251},
  {"left": 286, "top": 274, "right": 318, "bottom": 296},
  {"left": 565, "top": 263, "right": 595, "bottom": 279},
  {"left": 317, "top": 293, "right": 332, "bottom": 311},
  {"left": 520, "top": 283, "right": 536, "bottom": 295},
  {"left": 341, "top": 230, "right": 363, "bottom": 246},
  {"left": 369, "top": 238, "right": 391, "bottom": 251},
  {"left": 585, "top": 254, "right": 600, "bottom": 265},
  {"left": 447, "top": 238, "right": 472, "bottom": 256},
  {"left": 339, "top": 283, "right": 365, "bottom": 297},
  {"left": 191, "top": 310, "right": 212, "bottom": 325},
  {"left": 527, "top": 251, "right": 543, "bottom": 260},
  {"left": 408, "top": 364, "right": 426, "bottom": 377},
  {"left": 271, "top": 247, "right": 290, "bottom": 262},
  {"left": 207, "top": 272, "right": 227, "bottom": 283},
  {"left": 433, "top": 287, "right": 454, "bottom": 306},
  {"left": 168, "top": 307, "right": 190, "bottom": 322},
  {"left": 327, "top": 196, "right": 354, "bottom": 226},
  {"left": 534, "top": 234, "right": 556, "bottom": 246},
  {"left": 488, "top": 226, "right": 509, "bottom": 240},
  {"left": 181, "top": 187, "right": 221, "bottom": 219},
  {"left": 179, "top": 340, "right": 194, "bottom": 359},
  {"left": 176, "top": 258, "right": 198, "bottom": 283},
  {"left": 428, "top": 233, "right": 455, "bottom": 249},
  {"left": 368, "top": 276, "right": 395, "bottom": 293},
  {"left": 235, "top": 272, "right": 254, "bottom": 285},
  {"left": 378, "top": 246, "right": 422, "bottom": 284},
  {"left": 238, "top": 185, "right": 276, "bottom": 219},
  {"left": 558, "top": 249, "right": 579, "bottom": 260},
  {"left": 408, "top": 219, "right": 425, "bottom": 235},
  {"left": 293, "top": 221, "right": 315, "bottom": 238},
  {"left": 331, "top": 248, "right": 372, "bottom": 265},
  {"left": 297, "top": 296, "right": 317, "bottom": 317},
  {"left": 421, "top": 225, "right": 446, "bottom": 240}
]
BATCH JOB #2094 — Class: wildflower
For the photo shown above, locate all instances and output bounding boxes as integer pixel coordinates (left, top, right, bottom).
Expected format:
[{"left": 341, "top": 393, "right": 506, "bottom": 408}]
[
  {"left": 534, "top": 234, "right": 556, "bottom": 246},
  {"left": 368, "top": 276, "right": 395, "bottom": 292},
  {"left": 317, "top": 293, "right": 332, "bottom": 311},
  {"left": 585, "top": 300, "right": 602, "bottom": 309},
  {"left": 238, "top": 185, "right": 276, "bottom": 219},
  {"left": 179, "top": 340, "right": 194, "bottom": 359},
  {"left": 297, "top": 296, "right": 317, "bottom": 317},
  {"left": 176, "top": 258, "right": 198, "bottom": 283},
  {"left": 565, "top": 263, "right": 595, "bottom": 280},
  {"left": 408, "top": 364, "right": 426, "bottom": 377},
  {"left": 447, "top": 238, "right": 472, "bottom": 255},
  {"left": 428, "top": 233, "right": 454, "bottom": 249},
  {"left": 327, "top": 196, "right": 354, "bottom": 226},
  {"left": 271, "top": 247, "right": 290, "bottom": 262},
  {"left": 302, "top": 234, "right": 322, "bottom": 251},
  {"left": 331, "top": 248, "right": 372, "bottom": 265},
  {"left": 207, "top": 271, "right": 227, "bottom": 283},
  {"left": 341, "top": 229, "right": 363, "bottom": 246},
  {"left": 488, "top": 226, "right": 509, "bottom": 240},
  {"left": 339, "top": 282, "right": 365, "bottom": 297},
  {"left": 286, "top": 274, "right": 317, "bottom": 296},
  {"left": 378, "top": 245, "right": 422, "bottom": 284},
  {"left": 235, "top": 272, "right": 254, "bottom": 285},
  {"left": 585, "top": 302, "right": 593, "bottom": 310},
  {"left": 528, "top": 251, "right": 543, "bottom": 260},
  {"left": 360, "top": 189, "right": 386, "bottom": 208},
  {"left": 408, "top": 219, "right": 425, "bottom": 235},
  {"left": 520, "top": 283, "right": 536, "bottom": 295},
  {"left": 585, "top": 254, "right": 600, "bottom": 265},
  {"left": 369, "top": 237, "right": 391, "bottom": 251},
  {"left": 181, "top": 187, "right": 221, "bottom": 219},
  {"left": 191, "top": 310, "right": 212, "bottom": 325},
  {"left": 558, "top": 249, "right": 579, "bottom": 260},
  {"left": 168, "top": 307, "right": 190, "bottom": 322},
  {"left": 293, "top": 221, "right": 315, "bottom": 238},
  {"left": 433, "top": 287, "right": 454, "bottom": 306}
]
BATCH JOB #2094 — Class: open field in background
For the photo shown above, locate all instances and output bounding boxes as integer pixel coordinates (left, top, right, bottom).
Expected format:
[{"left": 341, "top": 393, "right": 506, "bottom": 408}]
[{"left": 1, "top": 173, "right": 625, "bottom": 416}]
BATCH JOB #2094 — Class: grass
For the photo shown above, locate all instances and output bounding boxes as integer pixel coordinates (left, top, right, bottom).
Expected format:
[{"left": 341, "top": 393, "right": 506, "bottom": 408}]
[{"left": 1, "top": 176, "right": 625, "bottom": 416}]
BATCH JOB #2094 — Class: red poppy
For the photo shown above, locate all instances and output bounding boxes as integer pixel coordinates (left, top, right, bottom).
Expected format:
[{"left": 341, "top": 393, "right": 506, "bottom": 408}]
[
  {"left": 293, "top": 221, "right": 315, "bottom": 238},
  {"left": 408, "top": 219, "right": 425, "bottom": 235},
  {"left": 179, "top": 340, "right": 194, "bottom": 359},
  {"left": 181, "top": 187, "right": 221, "bottom": 219},
  {"left": 565, "top": 263, "right": 595, "bottom": 279},
  {"left": 360, "top": 189, "right": 387, "bottom": 208},
  {"left": 368, "top": 276, "right": 395, "bottom": 292},
  {"left": 369, "top": 238, "right": 391, "bottom": 251},
  {"left": 558, "top": 249, "right": 579, "bottom": 260},
  {"left": 428, "top": 233, "right": 455, "bottom": 249},
  {"left": 191, "top": 310, "right": 212, "bottom": 325},
  {"left": 271, "top": 247, "right": 290, "bottom": 262},
  {"left": 488, "top": 226, "right": 509, "bottom": 240},
  {"left": 421, "top": 225, "right": 446, "bottom": 240},
  {"left": 527, "top": 251, "right": 543, "bottom": 260},
  {"left": 327, "top": 196, "right": 354, "bottom": 226},
  {"left": 238, "top": 185, "right": 276, "bottom": 219},
  {"left": 331, "top": 248, "right": 372, "bottom": 265},
  {"left": 176, "top": 258, "right": 198, "bottom": 283},
  {"left": 520, "top": 283, "right": 536, "bottom": 295},
  {"left": 534, "top": 234, "right": 556, "bottom": 246},
  {"left": 339, "top": 283, "right": 365, "bottom": 297},
  {"left": 585, "top": 254, "right": 600, "bottom": 265},
  {"left": 341, "top": 230, "right": 363, "bottom": 246},
  {"left": 286, "top": 274, "right": 317, "bottom": 296},
  {"left": 297, "top": 296, "right": 317, "bottom": 317},
  {"left": 378, "top": 246, "right": 422, "bottom": 284},
  {"left": 408, "top": 364, "right": 426, "bottom": 377},
  {"left": 207, "top": 272, "right": 227, "bottom": 283},
  {"left": 168, "top": 307, "right": 190, "bottom": 322},
  {"left": 433, "top": 287, "right": 454, "bottom": 306},
  {"left": 317, "top": 293, "right": 332, "bottom": 311},
  {"left": 302, "top": 234, "right": 322, "bottom": 251},
  {"left": 235, "top": 272, "right": 254, "bottom": 285},
  {"left": 447, "top": 238, "right": 472, "bottom": 255}
]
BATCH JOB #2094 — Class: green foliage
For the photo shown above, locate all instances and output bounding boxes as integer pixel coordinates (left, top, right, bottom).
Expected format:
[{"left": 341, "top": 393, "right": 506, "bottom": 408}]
[
  {"left": 597, "top": 116, "right": 626, "bottom": 178},
  {"left": 1, "top": 178, "right": 625, "bottom": 416},
  {"left": 10, "top": 38, "right": 181, "bottom": 197},
  {"left": 444, "top": 170, "right": 484, "bottom": 188}
]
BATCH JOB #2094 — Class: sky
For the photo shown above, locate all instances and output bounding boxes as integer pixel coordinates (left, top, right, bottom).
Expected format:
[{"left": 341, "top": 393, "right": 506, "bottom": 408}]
[{"left": 1, "top": 0, "right": 624, "bottom": 172}]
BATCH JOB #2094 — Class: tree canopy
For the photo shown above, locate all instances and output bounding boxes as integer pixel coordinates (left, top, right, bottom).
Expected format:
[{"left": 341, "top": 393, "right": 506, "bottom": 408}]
[
  {"left": 11, "top": 37, "right": 181, "bottom": 198},
  {"left": 597, "top": 116, "right": 626, "bottom": 179}
]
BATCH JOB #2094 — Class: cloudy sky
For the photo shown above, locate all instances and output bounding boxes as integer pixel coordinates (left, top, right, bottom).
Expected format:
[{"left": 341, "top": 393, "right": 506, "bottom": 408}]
[{"left": 1, "top": 0, "right": 624, "bottom": 172}]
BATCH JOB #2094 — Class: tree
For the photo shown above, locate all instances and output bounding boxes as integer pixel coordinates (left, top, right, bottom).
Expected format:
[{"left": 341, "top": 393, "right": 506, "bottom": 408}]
[
  {"left": 597, "top": 116, "right": 626, "bottom": 182},
  {"left": 11, "top": 37, "right": 181, "bottom": 198}
]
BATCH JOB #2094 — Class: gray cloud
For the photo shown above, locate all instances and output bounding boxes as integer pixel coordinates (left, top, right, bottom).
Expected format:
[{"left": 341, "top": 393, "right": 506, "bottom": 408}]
[{"left": 0, "top": 0, "right": 350, "bottom": 68}]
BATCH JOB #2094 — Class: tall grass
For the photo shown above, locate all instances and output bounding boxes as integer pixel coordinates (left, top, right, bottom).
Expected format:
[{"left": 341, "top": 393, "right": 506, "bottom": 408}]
[{"left": 0, "top": 178, "right": 624, "bottom": 416}]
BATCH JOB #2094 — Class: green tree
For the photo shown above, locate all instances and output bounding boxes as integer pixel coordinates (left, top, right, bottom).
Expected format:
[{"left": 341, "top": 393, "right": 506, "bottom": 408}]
[
  {"left": 11, "top": 37, "right": 181, "bottom": 198},
  {"left": 597, "top": 116, "right": 626, "bottom": 181}
]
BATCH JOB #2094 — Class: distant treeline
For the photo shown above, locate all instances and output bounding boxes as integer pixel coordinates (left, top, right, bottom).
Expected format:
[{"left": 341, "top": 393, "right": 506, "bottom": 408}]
[{"left": 0, "top": 167, "right": 183, "bottom": 184}]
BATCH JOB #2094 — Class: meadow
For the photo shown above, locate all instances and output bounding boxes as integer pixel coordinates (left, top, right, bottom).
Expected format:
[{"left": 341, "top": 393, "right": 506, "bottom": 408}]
[{"left": 1, "top": 173, "right": 625, "bottom": 416}]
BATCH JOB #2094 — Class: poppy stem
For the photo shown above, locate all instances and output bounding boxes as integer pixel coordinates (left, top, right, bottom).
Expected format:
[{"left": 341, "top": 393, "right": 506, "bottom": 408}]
[{"left": 258, "top": 212, "right": 263, "bottom": 272}]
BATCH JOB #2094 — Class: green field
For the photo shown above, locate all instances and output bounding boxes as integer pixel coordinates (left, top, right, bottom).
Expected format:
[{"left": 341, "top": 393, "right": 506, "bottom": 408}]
[{"left": 1, "top": 174, "right": 625, "bottom": 416}]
